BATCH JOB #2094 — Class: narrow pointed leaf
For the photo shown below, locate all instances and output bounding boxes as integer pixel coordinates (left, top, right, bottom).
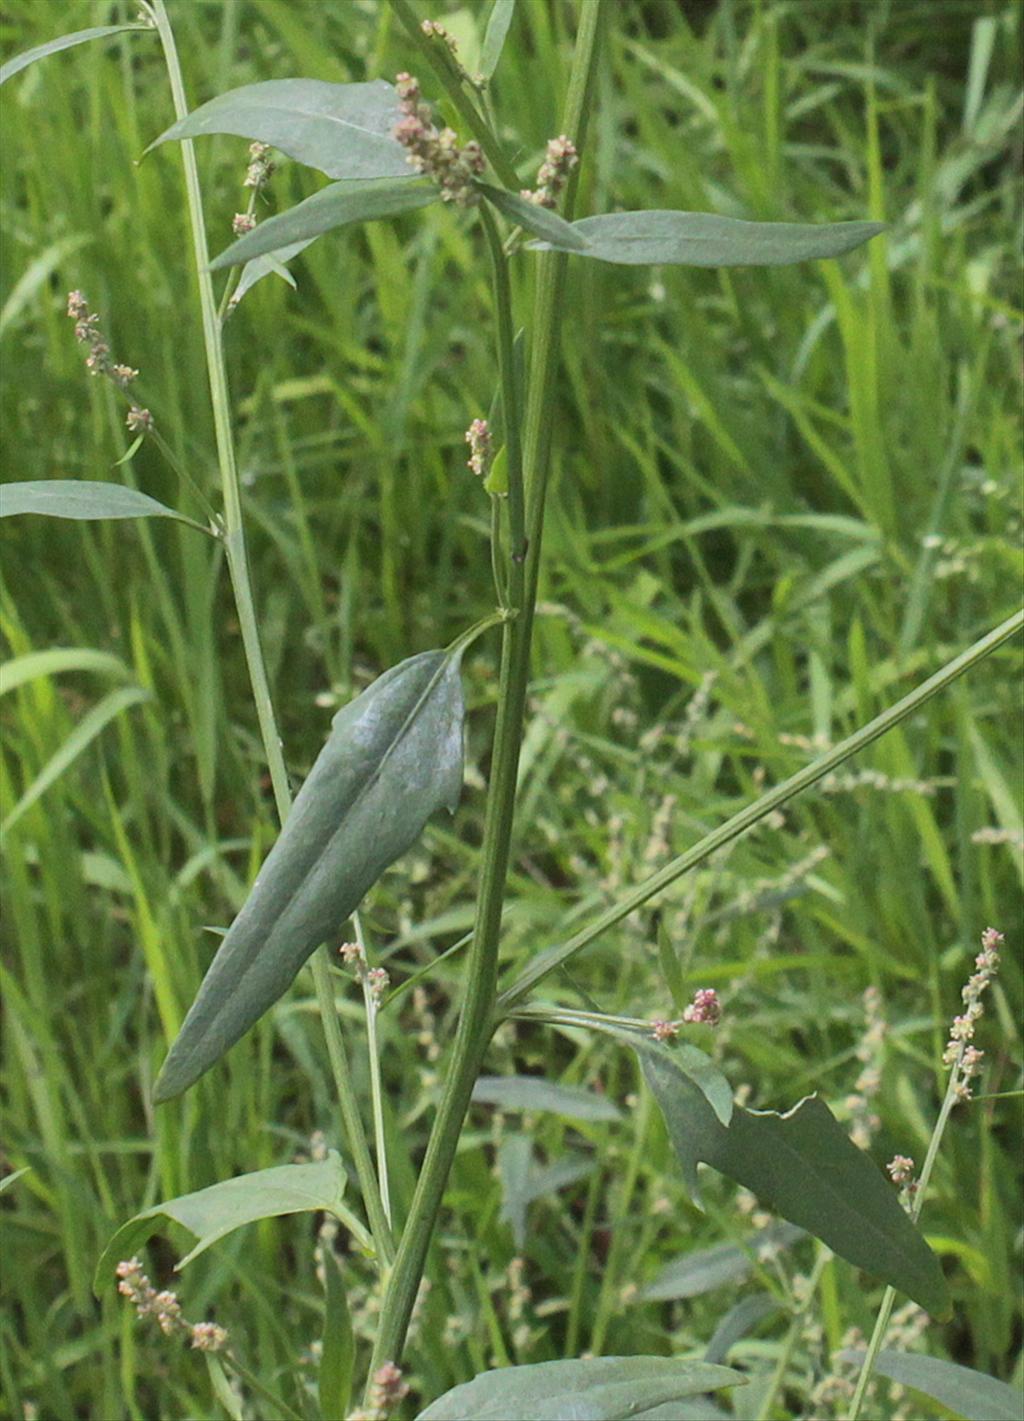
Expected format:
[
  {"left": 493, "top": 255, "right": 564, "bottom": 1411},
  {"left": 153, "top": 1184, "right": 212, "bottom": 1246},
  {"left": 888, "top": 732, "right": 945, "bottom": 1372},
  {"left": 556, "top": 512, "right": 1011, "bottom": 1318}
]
[
  {"left": 1, "top": 648, "right": 130, "bottom": 696},
  {"left": 642, "top": 1050, "right": 950, "bottom": 1318},
  {"left": 0, "top": 24, "right": 152, "bottom": 87},
  {"left": 94, "top": 1154, "right": 349, "bottom": 1294},
  {"left": 478, "top": 182, "right": 588, "bottom": 250},
  {"left": 147, "top": 79, "right": 411, "bottom": 180},
  {"left": 472, "top": 1075, "right": 623, "bottom": 1122},
  {"left": 415, "top": 1358, "right": 746, "bottom": 1421},
  {"left": 2, "top": 686, "right": 150, "bottom": 837},
  {"left": 641, "top": 1223, "right": 803, "bottom": 1301},
  {"left": 527, "top": 211, "right": 885, "bottom": 266},
  {"left": 837, "top": 1350, "right": 1023, "bottom": 1421},
  {"left": 154, "top": 648, "right": 465, "bottom": 1102},
  {"left": 1, "top": 480, "right": 197, "bottom": 526},
  {"left": 703, "top": 1295, "right": 781, "bottom": 1365},
  {"left": 211, "top": 178, "right": 436, "bottom": 270},
  {"left": 480, "top": 0, "right": 517, "bottom": 79},
  {"left": 228, "top": 239, "right": 315, "bottom": 310},
  {"left": 319, "top": 1249, "right": 355, "bottom": 1421}
]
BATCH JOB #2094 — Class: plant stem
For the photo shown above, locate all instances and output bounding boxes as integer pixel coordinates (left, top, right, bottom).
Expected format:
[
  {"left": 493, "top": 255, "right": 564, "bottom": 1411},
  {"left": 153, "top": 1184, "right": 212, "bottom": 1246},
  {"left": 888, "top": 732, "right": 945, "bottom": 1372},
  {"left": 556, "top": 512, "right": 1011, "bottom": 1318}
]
[
  {"left": 355, "top": 917, "right": 392, "bottom": 1228},
  {"left": 364, "top": 0, "right": 604, "bottom": 1386},
  {"left": 480, "top": 203, "right": 526, "bottom": 584},
  {"left": 847, "top": 1036, "right": 968, "bottom": 1418},
  {"left": 500, "top": 606, "right": 1024, "bottom": 1008},
  {"left": 150, "top": 0, "right": 392, "bottom": 1264},
  {"left": 755, "top": 1246, "right": 830, "bottom": 1421}
]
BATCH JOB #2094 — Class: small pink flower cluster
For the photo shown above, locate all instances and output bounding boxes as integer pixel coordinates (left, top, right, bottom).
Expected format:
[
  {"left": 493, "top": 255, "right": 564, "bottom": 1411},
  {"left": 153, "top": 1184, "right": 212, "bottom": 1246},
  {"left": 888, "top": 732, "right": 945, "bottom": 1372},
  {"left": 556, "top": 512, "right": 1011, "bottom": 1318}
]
[
  {"left": 465, "top": 417, "right": 492, "bottom": 478},
  {"left": 115, "top": 1258, "right": 227, "bottom": 1351},
  {"left": 943, "top": 927, "right": 1003, "bottom": 1101},
  {"left": 348, "top": 1361, "right": 410, "bottom": 1421},
  {"left": 520, "top": 135, "right": 578, "bottom": 209},
  {"left": 67, "top": 291, "right": 152, "bottom": 433},
  {"left": 393, "top": 73, "right": 485, "bottom": 206},
  {"left": 650, "top": 988, "right": 722, "bottom": 1040},
  {"left": 232, "top": 212, "right": 256, "bottom": 236},
  {"left": 338, "top": 942, "right": 390, "bottom": 1001},
  {"left": 682, "top": 987, "right": 722, "bottom": 1026}
]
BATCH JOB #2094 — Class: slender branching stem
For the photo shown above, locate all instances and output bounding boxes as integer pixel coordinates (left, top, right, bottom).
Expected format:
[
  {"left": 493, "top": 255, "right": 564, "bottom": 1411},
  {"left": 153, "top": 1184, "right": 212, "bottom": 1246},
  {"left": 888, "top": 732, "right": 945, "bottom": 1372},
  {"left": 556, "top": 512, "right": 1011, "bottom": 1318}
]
[
  {"left": 364, "top": 1, "right": 604, "bottom": 1388},
  {"left": 499, "top": 607, "right": 1024, "bottom": 1009},
  {"left": 848, "top": 1041, "right": 970, "bottom": 1417},
  {"left": 355, "top": 916, "right": 392, "bottom": 1228},
  {"left": 149, "top": 0, "right": 392, "bottom": 1264},
  {"left": 480, "top": 203, "right": 526, "bottom": 586},
  {"left": 755, "top": 1246, "right": 831, "bottom": 1421}
]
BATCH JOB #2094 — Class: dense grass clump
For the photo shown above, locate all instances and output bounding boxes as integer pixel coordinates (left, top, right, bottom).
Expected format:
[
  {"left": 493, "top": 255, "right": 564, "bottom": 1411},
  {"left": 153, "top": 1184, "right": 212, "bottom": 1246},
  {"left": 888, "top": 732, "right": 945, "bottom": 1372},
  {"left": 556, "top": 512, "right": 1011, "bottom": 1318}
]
[{"left": 1, "top": 1, "right": 1021, "bottom": 1418}]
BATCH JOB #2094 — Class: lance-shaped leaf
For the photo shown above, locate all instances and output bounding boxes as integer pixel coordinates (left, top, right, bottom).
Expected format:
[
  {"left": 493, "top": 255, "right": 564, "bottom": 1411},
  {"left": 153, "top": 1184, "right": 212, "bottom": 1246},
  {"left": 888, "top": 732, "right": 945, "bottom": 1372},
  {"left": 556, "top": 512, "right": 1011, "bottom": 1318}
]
[
  {"left": 211, "top": 178, "right": 436, "bottom": 270},
  {"left": 153, "top": 649, "right": 465, "bottom": 1103},
  {"left": 480, "top": 0, "right": 517, "bottom": 80},
  {"left": 472, "top": 1075, "right": 623, "bottom": 1122},
  {"left": 0, "top": 23, "right": 153, "bottom": 87},
  {"left": 477, "top": 182, "right": 588, "bottom": 250},
  {"left": 147, "top": 79, "right": 412, "bottom": 180},
  {"left": 527, "top": 210, "right": 885, "bottom": 266},
  {"left": 415, "top": 1357, "right": 746, "bottom": 1421},
  {"left": 2, "top": 480, "right": 202, "bottom": 529},
  {"left": 642, "top": 1049, "right": 950, "bottom": 1318},
  {"left": 837, "top": 1350, "right": 1023, "bottom": 1421},
  {"left": 227, "top": 239, "right": 316, "bottom": 310},
  {"left": 94, "top": 1153, "right": 357, "bottom": 1293}
]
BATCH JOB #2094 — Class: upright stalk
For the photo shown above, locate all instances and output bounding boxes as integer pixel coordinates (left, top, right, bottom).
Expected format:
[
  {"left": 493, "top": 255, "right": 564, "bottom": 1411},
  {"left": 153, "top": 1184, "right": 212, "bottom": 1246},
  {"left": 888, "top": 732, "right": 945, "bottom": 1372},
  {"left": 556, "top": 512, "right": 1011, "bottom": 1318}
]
[
  {"left": 847, "top": 1064, "right": 967, "bottom": 1419},
  {"left": 366, "top": 0, "right": 604, "bottom": 1383},
  {"left": 149, "top": 0, "right": 393, "bottom": 1264}
]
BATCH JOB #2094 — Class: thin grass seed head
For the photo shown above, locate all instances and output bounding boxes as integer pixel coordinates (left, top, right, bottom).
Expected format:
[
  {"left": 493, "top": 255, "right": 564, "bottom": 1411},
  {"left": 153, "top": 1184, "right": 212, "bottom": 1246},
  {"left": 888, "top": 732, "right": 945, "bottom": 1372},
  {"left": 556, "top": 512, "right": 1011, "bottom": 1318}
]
[
  {"left": 66, "top": 291, "right": 152, "bottom": 433},
  {"left": 943, "top": 927, "right": 1003, "bottom": 1102}
]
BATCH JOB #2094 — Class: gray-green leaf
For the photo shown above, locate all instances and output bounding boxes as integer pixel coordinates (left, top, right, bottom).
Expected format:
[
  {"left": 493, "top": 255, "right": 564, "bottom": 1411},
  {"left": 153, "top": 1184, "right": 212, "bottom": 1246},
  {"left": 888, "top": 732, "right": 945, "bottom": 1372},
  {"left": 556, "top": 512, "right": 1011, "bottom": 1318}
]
[
  {"left": 228, "top": 239, "right": 315, "bottom": 309},
  {"left": 838, "top": 1350, "right": 1023, "bottom": 1421},
  {"left": 1, "top": 480, "right": 195, "bottom": 526},
  {"left": 472, "top": 1075, "right": 623, "bottom": 1122},
  {"left": 528, "top": 211, "right": 885, "bottom": 266},
  {"left": 478, "top": 182, "right": 588, "bottom": 250},
  {"left": 479, "top": 0, "right": 517, "bottom": 79},
  {"left": 641, "top": 1223, "right": 803, "bottom": 1302},
  {"left": 0, "top": 24, "right": 153, "bottom": 88},
  {"left": 147, "top": 79, "right": 411, "bottom": 180},
  {"left": 642, "top": 1049, "right": 950, "bottom": 1318},
  {"left": 94, "top": 1153, "right": 351, "bottom": 1294},
  {"left": 153, "top": 648, "right": 465, "bottom": 1102},
  {"left": 211, "top": 178, "right": 436, "bottom": 270},
  {"left": 415, "top": 1358, "right": 746, "bottom": 1421}
]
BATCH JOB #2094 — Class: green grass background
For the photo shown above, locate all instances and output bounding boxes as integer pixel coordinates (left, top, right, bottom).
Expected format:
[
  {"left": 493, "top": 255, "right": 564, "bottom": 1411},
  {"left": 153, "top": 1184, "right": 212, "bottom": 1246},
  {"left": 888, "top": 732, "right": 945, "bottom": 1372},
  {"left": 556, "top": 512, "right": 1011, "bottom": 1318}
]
[{"left": 1, "top": 0, "right": 1021, "bottom": 1417}]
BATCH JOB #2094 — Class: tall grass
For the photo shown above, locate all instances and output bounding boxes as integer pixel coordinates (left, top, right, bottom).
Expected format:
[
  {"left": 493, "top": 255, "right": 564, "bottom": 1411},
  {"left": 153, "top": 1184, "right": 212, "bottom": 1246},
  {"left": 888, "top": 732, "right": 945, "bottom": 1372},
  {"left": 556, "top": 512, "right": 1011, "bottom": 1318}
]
[{"left": 2, "top": 1, "right": 1021, "bottom": 1417}]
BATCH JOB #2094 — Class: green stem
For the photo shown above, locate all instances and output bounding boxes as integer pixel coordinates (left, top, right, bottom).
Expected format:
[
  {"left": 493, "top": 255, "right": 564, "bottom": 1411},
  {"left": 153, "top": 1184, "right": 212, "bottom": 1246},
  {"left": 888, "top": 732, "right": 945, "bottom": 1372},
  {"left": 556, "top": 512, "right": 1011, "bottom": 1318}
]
[
  {"left": 355, "top": 917, "right": 392, "bottom": 1229},
  {"left": 480, "top": 203, "right": 526, "bottom": 583},
  {"left": 500, "top": 607, "right": 1024, "bottom": 1009},
  {"left": 847, "top": 1040, "right": 968, "bottom": 1418},
  {"left": 364, "top": 1, "right": 604, "bottom": 1386},
  {"left": 150, "top": 0, "right": 392, "bottom": 1264},
  {"left": 390, "top": 0, "right": 520, "bottom": 190},
  {"left": 755, "top": 1246, "right": 830, "bottom": 1421}
]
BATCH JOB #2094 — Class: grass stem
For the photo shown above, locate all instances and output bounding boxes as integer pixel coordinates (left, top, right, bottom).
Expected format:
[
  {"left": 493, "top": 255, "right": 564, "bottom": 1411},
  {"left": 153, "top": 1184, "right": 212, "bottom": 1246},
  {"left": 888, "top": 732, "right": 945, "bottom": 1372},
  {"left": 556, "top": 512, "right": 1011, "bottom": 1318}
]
[{"left": 149, "top": 0, "right": 392, "bottom": 1265}]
